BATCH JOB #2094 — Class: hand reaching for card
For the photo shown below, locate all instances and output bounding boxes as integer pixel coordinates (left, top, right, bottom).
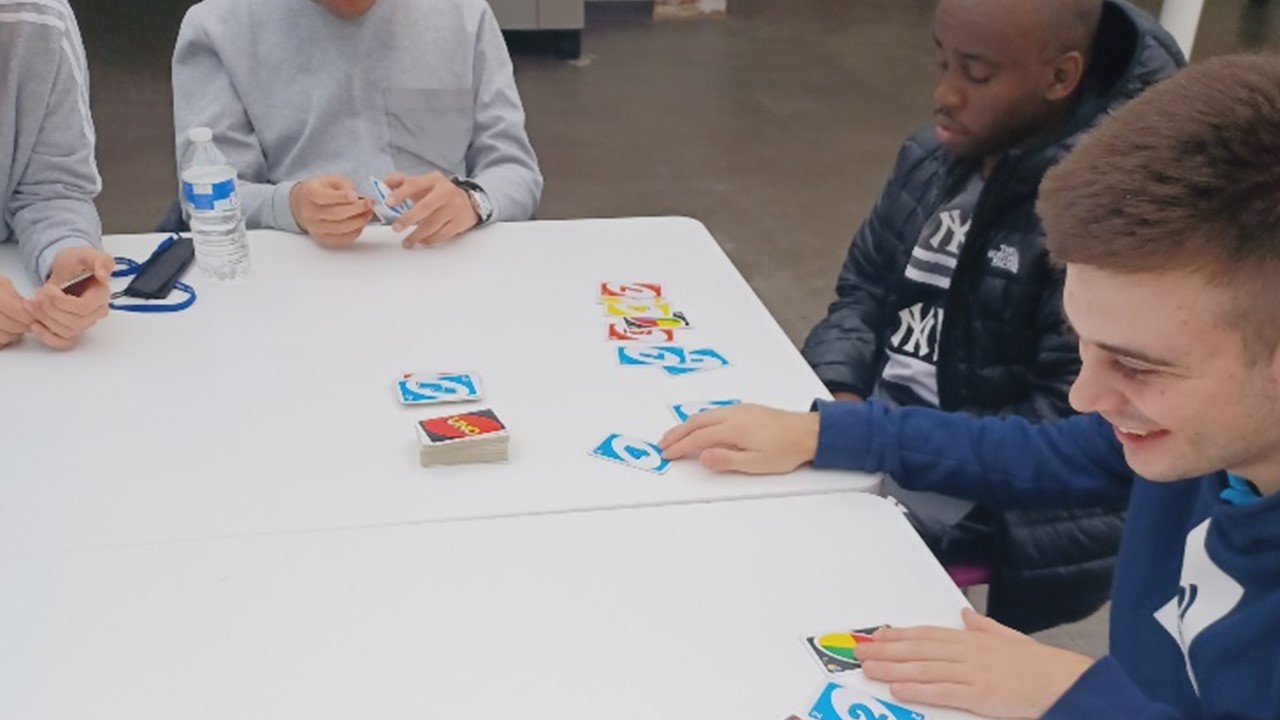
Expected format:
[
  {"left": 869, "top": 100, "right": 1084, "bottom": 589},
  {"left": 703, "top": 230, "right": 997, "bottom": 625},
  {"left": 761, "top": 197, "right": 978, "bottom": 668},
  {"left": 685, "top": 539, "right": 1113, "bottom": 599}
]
[
  {"left": 290, "top": 175, "right": 374, "bottom": 248},
  {"left": 383, "top": 171, "right": 479, "bottom": 248},
  {"left": 659, "top": 403, "right": 820, "bottom": 474},
  {"left": 24, "top": 247, "right": 113, "bottom": 350},
  {"left": 857, "top": 608, "right": 1095, "bottom": 718}
]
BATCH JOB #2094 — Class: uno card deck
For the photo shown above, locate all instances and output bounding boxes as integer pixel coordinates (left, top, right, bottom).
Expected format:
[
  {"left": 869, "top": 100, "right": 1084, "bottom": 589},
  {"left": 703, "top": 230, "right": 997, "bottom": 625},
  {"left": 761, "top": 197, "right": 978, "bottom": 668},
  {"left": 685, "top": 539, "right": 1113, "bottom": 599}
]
[
  {"left": 802, "top": 626, "right": 888, "bottom": 674},
  {"left": 589, "top": 433, "right": 670, "bottom": 474},
  {"left": 670, "top": 399, "right": 742, "bottom": 423},
  {"left": 806, "top": 682, "right": 927, "bottom": 720},
  {"left": 58, "top": 270, "right": 96, "bottom": 297},
  {"left": 396, "top": 372, "right": 482, "bottom": 405},
  {"left": 416, "top": 408, "right": 509, "bottom": 466},
  {"left": 606, "top": 322, "right": 677, "bottom": 343}
]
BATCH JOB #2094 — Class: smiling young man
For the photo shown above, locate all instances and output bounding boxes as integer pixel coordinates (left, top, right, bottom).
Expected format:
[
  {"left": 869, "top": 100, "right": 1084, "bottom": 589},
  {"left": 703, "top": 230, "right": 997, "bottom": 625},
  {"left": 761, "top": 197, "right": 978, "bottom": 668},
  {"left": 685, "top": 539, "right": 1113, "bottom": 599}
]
[
  {"left": 172, "top": 0, "right": 542, "bottom": 249},
  {"left": 800, "top": 0, "right": 1183, "bottom": 634},
  {"left": 662, "top": 54, "right": 1280, "bottom": 719}
]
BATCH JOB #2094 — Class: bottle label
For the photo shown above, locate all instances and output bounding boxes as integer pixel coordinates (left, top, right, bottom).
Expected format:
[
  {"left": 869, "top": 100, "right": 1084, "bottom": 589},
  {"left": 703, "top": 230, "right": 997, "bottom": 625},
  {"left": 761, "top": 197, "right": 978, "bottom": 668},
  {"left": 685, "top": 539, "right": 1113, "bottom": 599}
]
[{"left": 182, "top": 177, "right": 239, "bottom": 212}]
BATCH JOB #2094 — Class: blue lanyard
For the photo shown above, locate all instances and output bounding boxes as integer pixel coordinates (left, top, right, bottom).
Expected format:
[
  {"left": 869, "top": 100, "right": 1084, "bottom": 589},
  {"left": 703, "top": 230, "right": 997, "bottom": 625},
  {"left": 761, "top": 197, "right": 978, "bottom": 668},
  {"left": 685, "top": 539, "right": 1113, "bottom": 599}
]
[{"left": 109, "top": 235, "right": 197, "bottom": 313}]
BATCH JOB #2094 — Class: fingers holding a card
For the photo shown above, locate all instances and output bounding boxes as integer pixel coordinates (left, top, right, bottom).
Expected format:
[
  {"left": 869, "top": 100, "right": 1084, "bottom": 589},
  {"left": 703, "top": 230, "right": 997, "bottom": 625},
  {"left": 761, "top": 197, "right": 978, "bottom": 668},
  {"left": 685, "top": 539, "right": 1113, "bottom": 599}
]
[
  {"left": 290, "top": 175, "right": 374, "bottom": 248},
  {"left": 384, "top": 171, "right": 479, "bottom": 248},
  {"left": 0, "top": 275, "right": 33, "bottom": 348},
  {"left": 27, "top": 246, "right": 113, "bottom": 350},
  {"left": 857, "top": 608, "right": 1094, "bottom": 719},
  {"left": 659, "top": 404, "right": 820, "bottom": 475}
]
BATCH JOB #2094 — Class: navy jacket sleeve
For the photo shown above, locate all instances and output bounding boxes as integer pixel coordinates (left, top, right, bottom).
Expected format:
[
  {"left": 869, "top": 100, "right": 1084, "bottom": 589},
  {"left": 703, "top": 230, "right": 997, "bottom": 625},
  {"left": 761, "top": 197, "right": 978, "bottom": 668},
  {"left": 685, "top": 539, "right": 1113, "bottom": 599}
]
[
  {"left": 801, "top": 139, "right": 930, "bottom": 397},
  {"left": 1045, "top": 658, "right": 1183, "bottom": 720},
  {"left": 812, "top": 400, "right": 1133, "bottom": 509}
]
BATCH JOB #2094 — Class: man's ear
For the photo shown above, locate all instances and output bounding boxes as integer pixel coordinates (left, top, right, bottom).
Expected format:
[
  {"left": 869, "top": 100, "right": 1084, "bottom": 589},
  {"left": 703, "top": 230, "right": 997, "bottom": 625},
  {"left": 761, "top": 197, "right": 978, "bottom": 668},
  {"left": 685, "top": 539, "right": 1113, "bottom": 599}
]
[{"left": 1045, "top": 51, "right": 1086, "bottom": 102}]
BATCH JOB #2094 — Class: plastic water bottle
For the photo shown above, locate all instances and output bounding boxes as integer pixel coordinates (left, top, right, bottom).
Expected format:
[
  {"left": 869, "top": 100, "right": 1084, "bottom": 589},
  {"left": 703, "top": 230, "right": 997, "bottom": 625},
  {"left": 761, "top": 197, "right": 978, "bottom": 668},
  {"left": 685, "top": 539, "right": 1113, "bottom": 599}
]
[{"left": 180, "top": 127, "right": 250, "bottom": 281}]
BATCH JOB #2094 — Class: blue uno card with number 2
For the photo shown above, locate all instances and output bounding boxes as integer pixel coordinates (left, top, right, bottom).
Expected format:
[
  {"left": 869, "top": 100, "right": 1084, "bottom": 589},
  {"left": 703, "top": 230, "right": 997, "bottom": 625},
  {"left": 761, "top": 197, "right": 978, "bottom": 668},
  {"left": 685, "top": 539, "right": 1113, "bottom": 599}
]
[
  {"left": 808, "top": 682, "right": 927, "bottom": 720},
  {"left": 590, "top": 433, "right": 670, "bottom": 474},
  {"left": 670, "top": 399, "right": 742, "bottom": 423}
]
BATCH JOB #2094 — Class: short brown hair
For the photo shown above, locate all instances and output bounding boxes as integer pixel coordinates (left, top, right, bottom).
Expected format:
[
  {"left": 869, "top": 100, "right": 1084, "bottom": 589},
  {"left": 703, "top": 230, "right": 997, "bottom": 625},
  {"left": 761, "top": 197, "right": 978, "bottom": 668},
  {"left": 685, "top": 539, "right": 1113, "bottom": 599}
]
[{"left": 1039, "top": 54, "right": 1280, "bottom": 359}]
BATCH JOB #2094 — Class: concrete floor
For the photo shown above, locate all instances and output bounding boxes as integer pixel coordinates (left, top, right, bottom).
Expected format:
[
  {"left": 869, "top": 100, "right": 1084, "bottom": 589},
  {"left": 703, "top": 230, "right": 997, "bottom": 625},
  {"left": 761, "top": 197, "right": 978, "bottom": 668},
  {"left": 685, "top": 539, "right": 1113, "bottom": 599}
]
[{"left": 71, "top": 0, "right": 1279, "bottom": 657}]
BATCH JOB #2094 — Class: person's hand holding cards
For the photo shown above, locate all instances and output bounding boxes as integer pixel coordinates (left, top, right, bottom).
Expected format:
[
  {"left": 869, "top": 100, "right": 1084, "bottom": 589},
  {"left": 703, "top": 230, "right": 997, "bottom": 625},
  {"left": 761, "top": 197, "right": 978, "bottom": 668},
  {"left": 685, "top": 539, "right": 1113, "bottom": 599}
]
[
  {"left": 381, "top": 170, "right": 481, "bottom": 248},
  {"left": 289, "top": 175, "right": 374, "bottom": 248},
  {"left": 25, "top": 246, "right": 113, "bottom": 350},
  {"left": 0, "top": 275, "right": 33, "bottom": 348}
]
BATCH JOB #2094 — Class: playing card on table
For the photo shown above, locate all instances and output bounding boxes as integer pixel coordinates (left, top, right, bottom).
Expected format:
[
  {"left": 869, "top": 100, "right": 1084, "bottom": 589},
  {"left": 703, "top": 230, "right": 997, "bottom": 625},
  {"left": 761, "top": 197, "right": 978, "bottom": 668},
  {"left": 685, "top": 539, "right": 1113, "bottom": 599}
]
[
  {"left": 807, "top": 682, "right": 928, "bottom": 720},
  {"left": 589, "top": 433, "right": 670, "bottom": 474},
  {"left": 802, "top": 626, "right": 888, "bottom": 674},
  {"left": 396, "top": 372, "right": 482, "bottom": 405},
  {"left": 602, "top": 297, "right": 673, "bottom": 318},
  {"left": 598, "top": 281, "right": 662, "bottom": 303},
  {"left": 660, "top": 347, "right": 731, "bottom": 376},
  {"left": 606, "top": 321, "right": 677, "bottom": 343},
  {"left": 622, "top": 311, "right": 692, "bottom": 330},
  {"left": 670, "top": 399, "right": 742, "bottom": 423},
  {"left": 616, "top": 345, "right": 688, "bottom": 368}
]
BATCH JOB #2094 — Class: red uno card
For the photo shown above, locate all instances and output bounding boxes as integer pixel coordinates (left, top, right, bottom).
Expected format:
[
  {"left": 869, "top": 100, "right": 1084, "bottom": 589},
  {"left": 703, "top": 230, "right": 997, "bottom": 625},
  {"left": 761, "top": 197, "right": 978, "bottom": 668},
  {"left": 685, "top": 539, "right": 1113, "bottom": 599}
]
[
  {"left": 598, "top": 282, "right": 662, "bottom": 303},
  {"left": 417, "top": 408, "right": 507, "bottom": 445},
  {"left": 606, "top": 322, "right": 677, "bottom": 342}
]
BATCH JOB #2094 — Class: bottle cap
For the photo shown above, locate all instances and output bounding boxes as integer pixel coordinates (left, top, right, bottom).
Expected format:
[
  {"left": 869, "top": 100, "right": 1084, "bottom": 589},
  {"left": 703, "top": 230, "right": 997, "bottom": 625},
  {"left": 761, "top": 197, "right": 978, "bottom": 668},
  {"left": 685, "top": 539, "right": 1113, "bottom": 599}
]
[{"left": 187, "top": 126, "right": 213, "bottom": 143}]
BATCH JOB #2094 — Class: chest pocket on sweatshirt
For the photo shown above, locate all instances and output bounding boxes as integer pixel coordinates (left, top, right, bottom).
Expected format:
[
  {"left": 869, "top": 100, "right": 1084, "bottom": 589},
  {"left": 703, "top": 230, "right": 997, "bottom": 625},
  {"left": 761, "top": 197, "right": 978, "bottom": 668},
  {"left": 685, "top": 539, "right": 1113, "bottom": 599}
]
[{"left": 384, "top": 87, "right": 474, "bottom": 177}]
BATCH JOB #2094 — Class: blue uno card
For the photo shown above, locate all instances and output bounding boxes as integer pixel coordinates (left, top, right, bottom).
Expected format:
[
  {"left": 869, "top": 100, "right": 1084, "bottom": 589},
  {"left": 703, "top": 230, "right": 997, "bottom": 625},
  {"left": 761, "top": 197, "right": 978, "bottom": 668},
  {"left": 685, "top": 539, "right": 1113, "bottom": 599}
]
[
  {"left": 395, "top": 372, "right": 481, "bottom": 405},
  {"left": 616, "top": 345, "right": 688, "bottom": 368},
  {"left": 370, "top": 176, "right": 414, "bottom": 224},
  {"left": 661, "top": 347, "right": 731, "bottom": 376},
  {"left": 589, "top": 433, "right": 671, "bottom": 475},
  {"left": 670, "top": 399, "right": 742, "bottom": 423},
  {"left": 808, "top": 682, "right": 926, "bottom": 720}
]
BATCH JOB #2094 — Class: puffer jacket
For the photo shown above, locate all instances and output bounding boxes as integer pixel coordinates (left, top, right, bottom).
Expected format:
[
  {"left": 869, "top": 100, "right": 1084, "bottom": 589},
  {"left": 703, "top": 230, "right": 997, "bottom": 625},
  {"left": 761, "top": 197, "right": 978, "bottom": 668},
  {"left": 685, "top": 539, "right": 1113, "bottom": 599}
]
[{"left": 802, "top": 0, "right": 1185, "bottom": 633}]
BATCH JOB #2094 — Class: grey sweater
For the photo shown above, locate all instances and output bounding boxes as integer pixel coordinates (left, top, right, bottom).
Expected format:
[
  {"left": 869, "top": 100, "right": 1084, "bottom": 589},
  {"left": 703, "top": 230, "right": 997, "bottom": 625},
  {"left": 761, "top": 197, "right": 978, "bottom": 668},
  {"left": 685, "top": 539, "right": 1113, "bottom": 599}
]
[
  {"left": 0, "top": 0, "right": 102, "bottom": 284},
  {"left": 172, "top": 0, "right": 543, "bottom": 232}
]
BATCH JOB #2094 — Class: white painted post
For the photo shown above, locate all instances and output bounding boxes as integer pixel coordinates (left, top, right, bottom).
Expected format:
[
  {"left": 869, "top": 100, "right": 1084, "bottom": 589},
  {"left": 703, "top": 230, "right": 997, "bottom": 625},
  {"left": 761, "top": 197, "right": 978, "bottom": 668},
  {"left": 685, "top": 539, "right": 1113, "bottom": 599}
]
[{"left": 1160, "top": 0, "right": 1207, "bottom": 59}]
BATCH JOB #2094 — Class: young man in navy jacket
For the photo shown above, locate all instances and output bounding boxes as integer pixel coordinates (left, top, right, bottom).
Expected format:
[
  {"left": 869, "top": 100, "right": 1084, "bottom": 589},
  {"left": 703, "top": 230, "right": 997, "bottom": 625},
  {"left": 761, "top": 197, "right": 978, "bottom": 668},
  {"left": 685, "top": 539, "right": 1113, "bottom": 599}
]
[{"left": 662, "top": 55, "right": 1280, "bottom": 719}]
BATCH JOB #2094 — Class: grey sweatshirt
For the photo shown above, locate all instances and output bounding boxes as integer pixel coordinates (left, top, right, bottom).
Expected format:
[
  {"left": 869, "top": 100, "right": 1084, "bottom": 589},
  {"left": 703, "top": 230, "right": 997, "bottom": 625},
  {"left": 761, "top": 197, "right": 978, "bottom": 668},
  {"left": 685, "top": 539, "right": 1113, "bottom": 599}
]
[
  {"left": 172, "top": 0, "right": 543, "bottom": 232},
  {"left": 0, "top": 0, "right": 102, "bottom": 285}
]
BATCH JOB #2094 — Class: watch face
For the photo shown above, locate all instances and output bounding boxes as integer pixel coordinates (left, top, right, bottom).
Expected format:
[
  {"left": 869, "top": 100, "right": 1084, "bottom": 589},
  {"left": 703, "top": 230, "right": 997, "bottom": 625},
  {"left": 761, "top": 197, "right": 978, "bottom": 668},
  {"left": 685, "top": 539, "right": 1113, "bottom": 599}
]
[{"left": 470, "top": 189, "right": 493, "bottom": 222}]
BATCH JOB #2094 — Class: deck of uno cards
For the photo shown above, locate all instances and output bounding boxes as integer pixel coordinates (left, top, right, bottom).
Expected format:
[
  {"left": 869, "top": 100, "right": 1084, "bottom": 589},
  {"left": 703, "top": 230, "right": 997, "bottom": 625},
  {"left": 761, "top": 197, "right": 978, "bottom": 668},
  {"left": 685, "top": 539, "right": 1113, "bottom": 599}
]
[{"left": 417, "top": 408, "right": 509, "bottom": 466}]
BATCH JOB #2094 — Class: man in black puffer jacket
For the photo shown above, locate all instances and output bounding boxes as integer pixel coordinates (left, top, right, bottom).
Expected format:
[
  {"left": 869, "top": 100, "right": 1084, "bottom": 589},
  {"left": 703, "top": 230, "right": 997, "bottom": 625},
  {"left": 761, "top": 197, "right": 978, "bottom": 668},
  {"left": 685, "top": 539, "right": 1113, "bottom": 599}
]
[{"left": 801, "top": 0, "right": 1184, "bottom": 633}]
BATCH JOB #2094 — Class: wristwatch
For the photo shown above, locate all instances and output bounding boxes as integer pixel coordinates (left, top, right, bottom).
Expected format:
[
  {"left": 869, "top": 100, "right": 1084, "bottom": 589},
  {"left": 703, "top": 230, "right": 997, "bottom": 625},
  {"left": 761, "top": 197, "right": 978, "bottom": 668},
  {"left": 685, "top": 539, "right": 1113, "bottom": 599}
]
[{"left": 451, "top": 177, "right": 494, "bottom": 226}]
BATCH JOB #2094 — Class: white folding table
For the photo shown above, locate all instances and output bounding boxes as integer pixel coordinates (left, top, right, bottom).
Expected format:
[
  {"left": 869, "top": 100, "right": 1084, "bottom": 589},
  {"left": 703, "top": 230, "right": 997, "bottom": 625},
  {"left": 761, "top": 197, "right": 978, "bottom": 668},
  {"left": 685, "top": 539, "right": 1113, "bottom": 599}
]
[{"left": 0, "top": 218, "right": 878, "bottom": 552}]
